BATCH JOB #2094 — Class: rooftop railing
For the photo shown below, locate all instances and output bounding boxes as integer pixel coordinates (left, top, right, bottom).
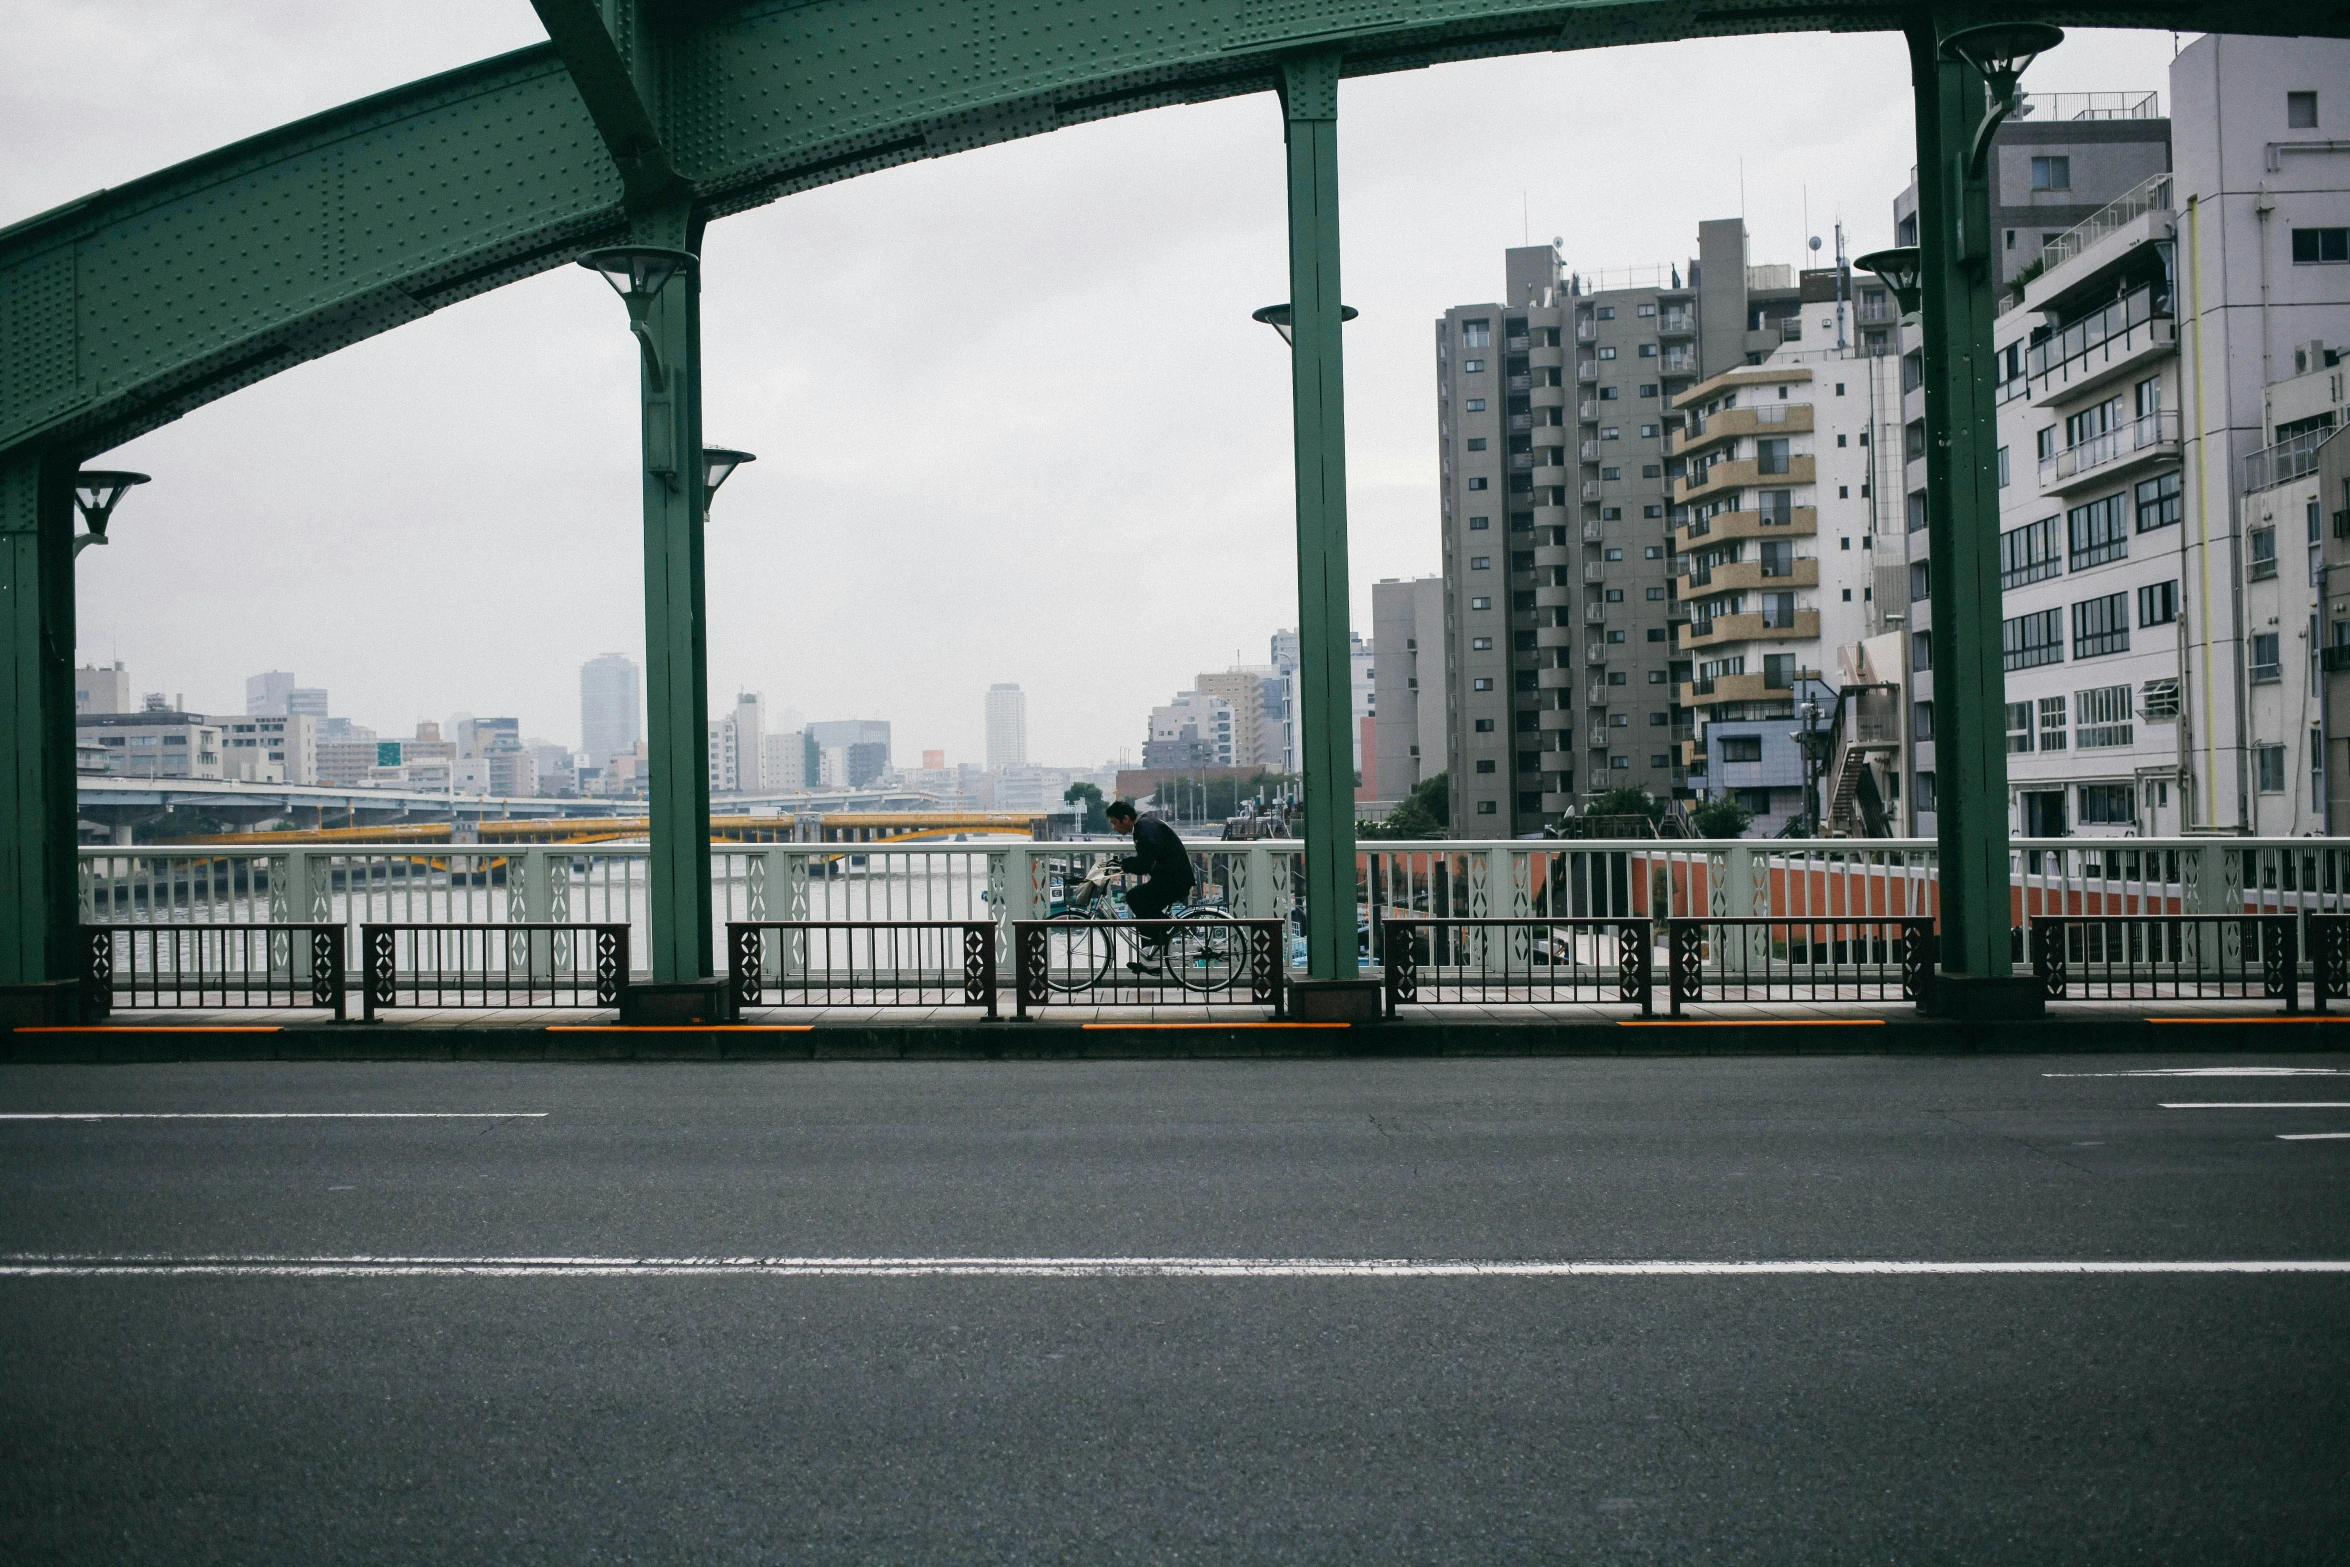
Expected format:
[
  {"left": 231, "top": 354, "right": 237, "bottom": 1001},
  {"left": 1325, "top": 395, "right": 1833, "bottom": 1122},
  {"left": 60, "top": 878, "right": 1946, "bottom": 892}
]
[
  {"left": 2243, "top": 425, "right": 2341, "bottom": 494},
  {"left": 2039, "top": 173, "right": 2174, "bottom": 274},
  {"left": 2039, "top": 410, "right": 2181, "bottom": 486},
  {"left": 2014, "top": 90, "right": 2160, "bottom": 123}
]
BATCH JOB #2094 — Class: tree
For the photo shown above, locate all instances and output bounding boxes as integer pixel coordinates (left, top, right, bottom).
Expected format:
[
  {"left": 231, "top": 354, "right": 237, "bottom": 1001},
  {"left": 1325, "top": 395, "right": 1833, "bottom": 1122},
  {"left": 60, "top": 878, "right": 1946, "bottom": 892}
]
[
  {"left": 1360, "top": 770, "right": 1448, "bottom": 840},
  {"left": 1689, "top": 795, "right": 1754, "bottom": 840},
  {"left": 1585, "top": 785, "right": 1666, "bottom": 826},
  {"left": 1063, "top": 780, "right": 1109, "bottom": 834}
]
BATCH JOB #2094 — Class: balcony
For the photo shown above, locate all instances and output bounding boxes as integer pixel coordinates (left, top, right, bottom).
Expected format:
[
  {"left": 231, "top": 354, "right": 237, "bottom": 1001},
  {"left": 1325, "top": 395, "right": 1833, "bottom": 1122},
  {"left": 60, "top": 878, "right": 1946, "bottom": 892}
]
[
  {"left": 1579, "top": 400, "right": 1599, "bottom": 422},
  {"left": 1584, "top": 605, "right": 1609, "bottom": 623},
  {"left": 1577, "top": 359, "right": 1598, "bottom": 382},
  {"left": 1679, "top": 610, "right": 1819, "bottom": 650},
  {"left": 1534, "top": 584, "right": 1574, "bottom": 608},
  {"left": 2039, "top": 410, "right": 2182, "bottom": 495},
  {"left": 1677, "top": 506, "right": 1817, "bottom": 547},
  {"left": 2027, "top": 285, "right": 2175, "bottom": 404},
  {"left": 1668, "top": 403, "right": 1813, "bottom": 458},
  {"left": 1581, "top": 480, "right": 1602, "bottom": 501},
  {"left": 1660, "top": 347, "right": 1697, "bottom": 375},
  {"left": 1576, "top": 322, "right": 1597, "bottom": 341},
  {"left": 1582, "top": 518, "right": 1605, "bottom": 541},
  {"left": 1579, "top": 439, "right": 1598, "bottom": 460},
  {"left": 1657, "top": 308, "right": 1696, "bottom": 336},
  {"left": 1538, "top": 666, "right": 1575, "bottom": 689},
  {"left": 1535, "top": 623, "right": 1576, "bottom": 648},
  {"left": 1679, "top": 558, "right": 1819, "bottom": 597},
  {"left": 2243, "top": 426, "right": 2341, "bottom": 495},
  {"left": 1583, "top": 562, "right": 1608, "bottom": 582},
  {"left": 1676, "top": 455, "right": 1815, "bottom": 502},
  {"left": 1536, "top": 708, "right": 1574, "bottom": 732},
  {"left": 1585, "top": 642, "right": 1609, "bottom": 664},
  {"left": 1679, "top": 673, "right": 1773, "bottom": 707}
]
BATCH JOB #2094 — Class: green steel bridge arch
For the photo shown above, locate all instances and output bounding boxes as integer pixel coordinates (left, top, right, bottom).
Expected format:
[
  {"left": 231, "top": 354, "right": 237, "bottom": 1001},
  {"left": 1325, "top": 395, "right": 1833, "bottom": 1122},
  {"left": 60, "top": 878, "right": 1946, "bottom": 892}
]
[{"left": 0, "top": 0, "right": 2332, "bottom": 1019}]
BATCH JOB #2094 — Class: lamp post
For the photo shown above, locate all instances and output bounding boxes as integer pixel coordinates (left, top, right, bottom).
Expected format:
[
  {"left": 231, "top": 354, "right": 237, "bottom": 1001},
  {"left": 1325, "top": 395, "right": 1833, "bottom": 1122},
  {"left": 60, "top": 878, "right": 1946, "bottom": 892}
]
[
  {"left": 1853, "top": 248, "right": 1922, "bottom": 318},
  {"left": 579, "top": 244, "right": 724, "bottom": 1017},
  {"left": 71, "top": 471, "right": 148, "bottom": 557},
  {"left": 701, "top": 448, "right": 756, "bottom": 511},
  {"left": 1900, "top": 17, "right": 2062, "bottom": 1018}
]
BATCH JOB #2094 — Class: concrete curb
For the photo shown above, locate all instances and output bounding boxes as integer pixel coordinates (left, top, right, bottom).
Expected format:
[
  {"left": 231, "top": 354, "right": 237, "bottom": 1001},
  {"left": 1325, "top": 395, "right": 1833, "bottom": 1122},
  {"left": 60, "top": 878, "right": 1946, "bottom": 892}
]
[{"left": 9, "top": 1015, "right": 2350, "bottom": 1062}]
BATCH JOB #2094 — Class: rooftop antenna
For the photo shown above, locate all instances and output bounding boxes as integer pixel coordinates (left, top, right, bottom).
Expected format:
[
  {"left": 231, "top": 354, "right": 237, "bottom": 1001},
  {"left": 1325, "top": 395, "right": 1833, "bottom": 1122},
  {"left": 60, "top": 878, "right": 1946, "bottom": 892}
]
[{"left": 1833, "top": 219, "right": 1850, "bottom": 350}]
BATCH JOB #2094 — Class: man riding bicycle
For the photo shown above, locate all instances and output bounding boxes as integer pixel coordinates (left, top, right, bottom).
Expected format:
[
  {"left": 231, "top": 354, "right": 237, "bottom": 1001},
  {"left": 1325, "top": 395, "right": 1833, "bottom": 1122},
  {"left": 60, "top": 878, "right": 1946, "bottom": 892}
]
[{"left": 1104, "top": 799, "right": 1192, "bottom": 976}]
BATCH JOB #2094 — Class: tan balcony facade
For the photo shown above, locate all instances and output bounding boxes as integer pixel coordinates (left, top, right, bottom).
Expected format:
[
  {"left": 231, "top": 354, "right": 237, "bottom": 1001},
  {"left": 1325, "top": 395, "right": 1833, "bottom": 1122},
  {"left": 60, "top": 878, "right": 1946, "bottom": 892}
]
[
  {"left": 1678, "top": 559, "right": 1819, "bottom": 599},
  {"left": 1676, "top": 455, "right": 1815, "bottom": 502},
  {"left": 1678, "top": 610, "right": 1819, "bottom": 651},
  {"left": 1676, "top": 506, "right": 1817, "bottom": 548},
  {"left": 1666, "top": 402, "right": 1814, "bottom": 459},
  {"left": 1678, "top": 672, "right": 1779, "bottom": 707}
]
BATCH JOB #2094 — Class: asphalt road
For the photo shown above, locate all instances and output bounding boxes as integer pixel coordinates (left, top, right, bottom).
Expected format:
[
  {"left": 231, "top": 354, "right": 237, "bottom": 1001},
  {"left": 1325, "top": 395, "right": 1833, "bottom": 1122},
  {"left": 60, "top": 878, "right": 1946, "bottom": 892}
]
[{"left": 2, "top": 1053, "right": 2346, "bottom": 1564}]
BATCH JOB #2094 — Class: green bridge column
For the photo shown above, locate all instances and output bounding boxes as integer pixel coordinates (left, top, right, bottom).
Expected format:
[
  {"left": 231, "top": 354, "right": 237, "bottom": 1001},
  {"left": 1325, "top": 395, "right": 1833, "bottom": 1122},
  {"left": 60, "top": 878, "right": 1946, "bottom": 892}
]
[
  {"left": 1909, "top": 24, "right": 2040, "bottom": 1018},
  {"left": 0, "top": 445, "right": 82, "bottom": 1023},
  {"left": 1281, "top": 52, "right": 1361, "bottom": 985},
  {"left": 634, "top": 226, "right": 717, "bottom": 1003}
]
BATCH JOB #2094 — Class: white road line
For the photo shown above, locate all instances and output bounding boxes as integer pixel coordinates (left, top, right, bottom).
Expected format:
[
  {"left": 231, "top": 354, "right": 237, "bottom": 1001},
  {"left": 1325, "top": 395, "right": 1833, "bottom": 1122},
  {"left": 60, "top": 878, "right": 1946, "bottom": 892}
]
[
  {"left": 0, "top": 1256, "right": 2346, "bottom": 1279},
  {"left": 0, "top": 1112, "right": 547, "bottom": 1121},
  {"left": 2045, "top": 1068, "right": 2349, "bottom": 1078},
  {"left": 2158, "top": 1102, "right": 2350, "bottom": 1110},
  {"left": 2278, "top": 1132, "right": 2350, "bottom": 1141}
]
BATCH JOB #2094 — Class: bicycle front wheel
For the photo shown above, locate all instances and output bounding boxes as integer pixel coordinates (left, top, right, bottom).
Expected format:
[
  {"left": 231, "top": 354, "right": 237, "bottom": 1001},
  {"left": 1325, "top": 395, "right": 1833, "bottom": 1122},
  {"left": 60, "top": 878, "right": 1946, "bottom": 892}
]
[
  {"left": 1166, "top": 910, "right": 1245, "bottom": 994},
  {"left": 1040, "top": 911, "right": 1116, "bottom": 994}
]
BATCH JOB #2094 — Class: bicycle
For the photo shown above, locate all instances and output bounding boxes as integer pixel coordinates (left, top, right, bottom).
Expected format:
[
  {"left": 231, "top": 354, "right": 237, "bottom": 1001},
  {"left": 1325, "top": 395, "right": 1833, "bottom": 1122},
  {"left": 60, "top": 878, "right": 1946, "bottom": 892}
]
[{"left": 1040, "top": 862, "right": 1244, "bottom": 995}]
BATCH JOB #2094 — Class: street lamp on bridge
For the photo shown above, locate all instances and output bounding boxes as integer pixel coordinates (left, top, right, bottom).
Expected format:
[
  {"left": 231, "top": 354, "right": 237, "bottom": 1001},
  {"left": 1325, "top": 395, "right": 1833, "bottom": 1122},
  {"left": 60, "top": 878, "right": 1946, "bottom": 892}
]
[
  {"left": 1250, "top": 302, "right": 1357, "bottom": 345},
  {"left": 1941, "top": 23, "right": 2063, "bottom": 176},
  {"left": 578, "top": 245, "right": 697, "bottom": 380},
  {"left": 71, "top": 471, "right": 149, "bottom": 558},
  {"left": 1854, "top": 248, "right": 1923, "bottom": 317},
  {"left": 701, "top": 448, "right": 756, "bottom": 511}
]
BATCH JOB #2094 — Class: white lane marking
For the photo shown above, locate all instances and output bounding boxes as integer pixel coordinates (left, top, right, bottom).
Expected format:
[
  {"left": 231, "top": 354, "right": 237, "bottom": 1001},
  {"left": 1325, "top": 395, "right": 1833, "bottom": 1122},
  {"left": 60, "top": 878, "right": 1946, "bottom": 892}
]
[
  {"left": 2278, "top": 1132, "right": 2350, "bottom": 1141},
  {"left": 1, "top": 1256, "right": 2346, "bottom": 1279},
  {"left": 0, "top": 1112, "right": 547, "bottom": 1121},
  {"left": 2158, "top": 1102, "right": 2350, "bottom": 1110},
  {"left": 2045, "top": 1068, "right": 2349, "bottom": 1077}
]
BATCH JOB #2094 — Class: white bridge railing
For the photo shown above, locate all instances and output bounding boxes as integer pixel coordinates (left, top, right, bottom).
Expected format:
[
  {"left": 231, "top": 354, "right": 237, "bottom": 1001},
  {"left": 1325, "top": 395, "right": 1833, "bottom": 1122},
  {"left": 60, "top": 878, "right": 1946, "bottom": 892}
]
[{"left": 75, "top": 837, "right": 2350, "bottom": 980}]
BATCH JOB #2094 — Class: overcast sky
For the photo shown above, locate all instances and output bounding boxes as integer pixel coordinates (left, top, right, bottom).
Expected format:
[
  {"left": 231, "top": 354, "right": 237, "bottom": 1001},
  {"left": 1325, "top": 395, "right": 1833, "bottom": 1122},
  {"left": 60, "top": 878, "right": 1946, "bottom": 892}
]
[{"left": 3, "top": 4, "right": 2186, "bottom": 766}]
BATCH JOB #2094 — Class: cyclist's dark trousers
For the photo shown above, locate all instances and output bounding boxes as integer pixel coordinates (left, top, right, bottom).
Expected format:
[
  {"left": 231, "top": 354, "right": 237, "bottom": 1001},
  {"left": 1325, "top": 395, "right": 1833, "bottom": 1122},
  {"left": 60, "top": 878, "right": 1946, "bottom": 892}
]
[{"left": 1128, "top": 878, "right": 1189, "bottom": 947}]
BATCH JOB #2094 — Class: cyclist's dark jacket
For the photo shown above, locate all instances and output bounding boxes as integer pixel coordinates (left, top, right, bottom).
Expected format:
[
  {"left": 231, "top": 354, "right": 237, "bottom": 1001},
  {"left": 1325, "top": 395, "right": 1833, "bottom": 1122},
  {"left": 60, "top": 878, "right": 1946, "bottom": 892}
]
[{"left": 1119, "top": 815, "right": 1194, "bottom": 891}]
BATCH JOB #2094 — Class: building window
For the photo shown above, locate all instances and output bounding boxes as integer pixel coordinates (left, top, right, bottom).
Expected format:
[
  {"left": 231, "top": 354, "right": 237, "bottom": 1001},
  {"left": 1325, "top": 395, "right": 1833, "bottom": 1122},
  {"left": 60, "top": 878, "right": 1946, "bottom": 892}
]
[
  {"left": 1757, "top": 438, "right": 1791, "bottom": 475},
  {"left": 1915, "top": 769, "right": 1935, "bottom": 810},
  {"left": 2030, "top": 155, "right": 2071, "bottom": 191},
  {"left": 1605, "top": 588, "right": 1624, "bottom": 602},
  {"left": 1471, "top": 636, "right": 1492, "bottom": 650},
  {"left": 1647, "top": 586, "right": 1666, "bottom": 600},
  {"left": 1477, "top": 800, "right": 1499, "bottom": 814},
  {"left": 1474, "top": 718, "right": 1496, "bottom": 732},
  {"left": 2138, "top": 580, "right": 2177, "bottom": 626},
  {"left": 1472, "top": 677, "right": 1494, "bottom": 691},
  {"left": 1601, "top": 506, "right": 1623, "bottom": 520},
  {"left": 2142, "top": 678, "right": 2180, "bottom": 720},
  {"left": 2257, "top": 745, "right": 2288, "bottom": 794},
  {"left": 2249, "top": 527, "right": 2277, "bottom": 578},
  {"left": 2006, "top": 701, "right": 2033, "bottom": 754},
  {"left": 1470, "top": 596, "right": 1492, "bottom": 610},
  {"left": 1595, "top": 306, "right": 1616, "bottom": 320},
  {"left": 2076, "top": 684, "right": 2133, "bottom": 748},
  {"left": 2079, "top": 783, "right": 2135, "bottom": 824},
  {"left": 1720, "top": 736, "right": 1762, "bottom": 763},
  {"left": 1638, "top": 383, "right": 1659, "bottom": 398},
  {"left": 1465, "top": 437, "right": 1487, "bottom": 451},
  {"left": 1467, "top": 477, "right": 1488, "bottom": 490},
  {"left": 1645, "top": 545, "right": 1665, "bottom": 560},
  {"left": 2067, "top": 495, "right": 2128, "bottom": 569},
  {"left": 1461, "top": 319, "right": 1492, "bottom": 347},
  {"left": 1601, "top": 466, "right": 1621, "bottom": 481},
  {"left": 1763, "top": 653, "right": 1795, "bottom": 689},
  {"left": 1913, "top": 630, "right": 1933, "bottom": 670},
  {"left": 1470, "top": 556, "right": 1491, "bottom": 570},
  {"left": 1599, "top": 386, "right": 1619, "bottom": 401},
  {"left": 1907, "top": 492, "right": 1928, "bottom": 533},
  {"left": 2293, "top": 228, "right": 2350, "bottom": 264},
  {"left": 1996, "top": 446, "right": 2010, "bottom": 487},
  {"left": 1609, "top": 756, "right": 1631, "bottom": 770},
  {"left": 2251, "top": 633, "right": 2282, "bottom": 683},
  {"left": 1464, "top": 398, "right": 1485, "bottom": 412},
  {"left": 2003, "top": 607, "right": 2064, "bottom": 670},
  {"left": 2072, "top": 593, "right": 2130, "bottom": 658},
  {"left": 2000, "top": 516, "right": 2062, "bottom": 588},
  {"left": 1910, "top": 561, "right": 1932, "bottom": 602},
  {"left": 1468, "top": 515, "right": 1490, "bottom": 530},
  {"left": 2134, "top": 471, "right": 2181, "bottom": 532},
  {"left": 2039, "top": 695, "right": 2069, "bottom": 752},
  {"left": 1643, "top": 504, "right": 1664, "bottom": 519},
  {"left": 1913, "top": 700, "right": 1934, "bottom": 741},
  {"left": 1599, "top": 346, "right": 1618, "bottom": 360},
  {"left": 2289, "top": 90, "right": 2319, "bottom": 128},
  {"left": 1640, "top": 424, "right": 1661, "bottom": 438},
  {"left": 1475, "top": 759, "right": 1497, "bottom": 773},
  {"left": 1601, "top": 426, "right": 1620, "bottom": 441}
]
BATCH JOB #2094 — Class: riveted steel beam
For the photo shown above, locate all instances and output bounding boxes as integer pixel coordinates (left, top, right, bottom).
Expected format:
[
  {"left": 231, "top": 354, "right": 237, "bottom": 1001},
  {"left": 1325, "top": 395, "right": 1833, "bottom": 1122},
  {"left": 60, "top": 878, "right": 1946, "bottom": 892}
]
[{"left": 531, "top": 0, "right": 690, "bottom": 212}]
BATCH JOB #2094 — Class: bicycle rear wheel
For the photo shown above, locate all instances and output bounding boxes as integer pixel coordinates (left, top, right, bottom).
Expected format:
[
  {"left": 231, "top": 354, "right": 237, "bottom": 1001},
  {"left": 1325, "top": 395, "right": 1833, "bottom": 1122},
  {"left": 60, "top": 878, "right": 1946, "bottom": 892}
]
[
  {"left": 1040, "top": 911, "right": 1116, "bottom": 994},
  {"left": 1166, "top": 910, "right": 1245, "bottom": 994}
]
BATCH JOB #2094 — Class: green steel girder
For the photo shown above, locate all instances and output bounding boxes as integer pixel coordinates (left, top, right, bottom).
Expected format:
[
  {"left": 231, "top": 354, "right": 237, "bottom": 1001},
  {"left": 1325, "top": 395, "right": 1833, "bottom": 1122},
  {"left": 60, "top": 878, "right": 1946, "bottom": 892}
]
[{"left": 3, "top": 0, "right": 2336, "bottom": 467}]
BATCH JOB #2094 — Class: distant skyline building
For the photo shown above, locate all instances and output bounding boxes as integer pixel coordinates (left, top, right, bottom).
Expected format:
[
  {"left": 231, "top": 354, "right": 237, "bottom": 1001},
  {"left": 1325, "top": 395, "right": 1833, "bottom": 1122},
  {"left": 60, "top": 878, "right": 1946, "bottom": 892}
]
[
  {"left": 807, "top": 719, "right": 891, "bottom": 789},
  {"left": 75, "top": 661, "right": 131, "bottom": 716},
  {"left": 579, "top": 653, "right": 641, "bottom": 766},
  {"left": 244, "top": 670, "right": 326, "bottom": 718},
  {"left": 985, "top": 683, "right": 1028, "bottom": 772}
]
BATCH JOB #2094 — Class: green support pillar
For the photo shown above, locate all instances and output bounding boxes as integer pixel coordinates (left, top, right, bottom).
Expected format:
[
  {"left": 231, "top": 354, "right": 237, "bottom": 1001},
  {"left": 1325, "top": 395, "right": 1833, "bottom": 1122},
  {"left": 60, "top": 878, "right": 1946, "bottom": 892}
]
[
  {"left": 628, "top": 217, "right": 720, "bottom": 1016},
  {"left": 0, "top": 445, "right": 84, "bottom": 1024},
  {"left": 1908, "top": 23, "right": 2041, "bottom": 1017},
  {"left": 1279, "top": 53, "right": 1365, "bottom": 998}
]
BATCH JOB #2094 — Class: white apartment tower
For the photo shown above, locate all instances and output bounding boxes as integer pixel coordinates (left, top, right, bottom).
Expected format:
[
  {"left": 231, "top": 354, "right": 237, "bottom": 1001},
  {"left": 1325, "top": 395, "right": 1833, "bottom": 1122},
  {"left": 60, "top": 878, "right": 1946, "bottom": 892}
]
[{"left": 985, "top": 683, "right": 1028, "bottom": 772}]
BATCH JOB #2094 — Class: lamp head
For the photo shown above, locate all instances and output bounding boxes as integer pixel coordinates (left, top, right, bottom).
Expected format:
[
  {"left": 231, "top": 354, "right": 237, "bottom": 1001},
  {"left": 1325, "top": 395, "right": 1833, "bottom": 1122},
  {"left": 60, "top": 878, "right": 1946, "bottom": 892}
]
[
  {"left": 1939, "top": 22, "right": 2063, "bottom": 106},
  {"left": 701, "top": 447, "right": 756, "bottom": 507},
  {"left": 1251, "top": 302, "right": 1359, "bottom": 346},
  {"left": 577, "top": 246, "right": 697, "bottom": 315},
  {"left": 1855, "top": 247, "right": 1924, "bottom": 314},
  {"left": 72, "top": 471, "right": 150, "bottom": 539}
]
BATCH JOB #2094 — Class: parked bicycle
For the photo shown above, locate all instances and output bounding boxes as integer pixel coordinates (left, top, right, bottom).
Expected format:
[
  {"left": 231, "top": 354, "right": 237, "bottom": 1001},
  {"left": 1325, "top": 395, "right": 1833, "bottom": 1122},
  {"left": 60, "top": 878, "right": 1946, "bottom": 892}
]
[{"left": 1042, "top": 861, "right": 1244, "bottom": 994}]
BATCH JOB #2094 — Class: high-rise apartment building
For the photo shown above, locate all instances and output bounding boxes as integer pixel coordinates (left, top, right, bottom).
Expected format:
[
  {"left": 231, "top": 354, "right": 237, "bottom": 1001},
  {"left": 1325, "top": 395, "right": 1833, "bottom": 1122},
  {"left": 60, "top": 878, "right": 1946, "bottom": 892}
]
[
  {"left": 985, "top": 683, "right": 1028, "bottom": 772},
  {"left": 580, "top": 653, "right": 641, "bottom": 767},
  {"left": 1192, "top": 671, "right": 1271, "bottom": 767},
  {"left": 1370, "top": 576, "right": 1447, "bottom": 805},
  {"left": 1437, "top": 228, "right": 1800, "bottom": 833}
]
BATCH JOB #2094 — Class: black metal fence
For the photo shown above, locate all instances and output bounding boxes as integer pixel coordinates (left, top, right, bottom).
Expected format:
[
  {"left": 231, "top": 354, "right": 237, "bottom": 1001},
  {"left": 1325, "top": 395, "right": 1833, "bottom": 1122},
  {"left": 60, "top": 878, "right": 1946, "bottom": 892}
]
[
  {"left": 360, "top": 923, "right": 627, "bottom": 1020},
  {"left": 2032, "top": 914, "right": 2297, "bottom": 1012},
  {"left": 1381, "top": 918, "right": 1653, "bottom": 1017},
  {"left": 81, "top": 923, "right": 347, "bottom": 1019},
  {"left": 1010, "top": 917, "right": 1286, "bottom": 1020},
  {"left": 1664, "top": 917, "right": 1935, "bottom": 1013},
  {"left": 728, "top": 921, "right": 997, "bottom": 1017}
]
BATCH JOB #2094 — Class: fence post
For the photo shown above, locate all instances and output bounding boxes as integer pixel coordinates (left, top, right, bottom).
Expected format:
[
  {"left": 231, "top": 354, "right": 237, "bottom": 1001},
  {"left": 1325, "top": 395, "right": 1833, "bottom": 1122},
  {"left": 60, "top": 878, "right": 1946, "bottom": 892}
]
[
  {"left": 1382, "top": 921, "right": 1412, "bottom": 1017},
  {"left": 1621, "top": 919, "right": 1652, "bottom": 1016},
  {"left": 1668, "top": 919, "right": 1702, "bottom": 1015},
  {"left": 2269, "top": 916, "right": 2299, "bottom": 1015},
  {"left": 1245, "top": 844, "right": 1274, "bottom": 920}
]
